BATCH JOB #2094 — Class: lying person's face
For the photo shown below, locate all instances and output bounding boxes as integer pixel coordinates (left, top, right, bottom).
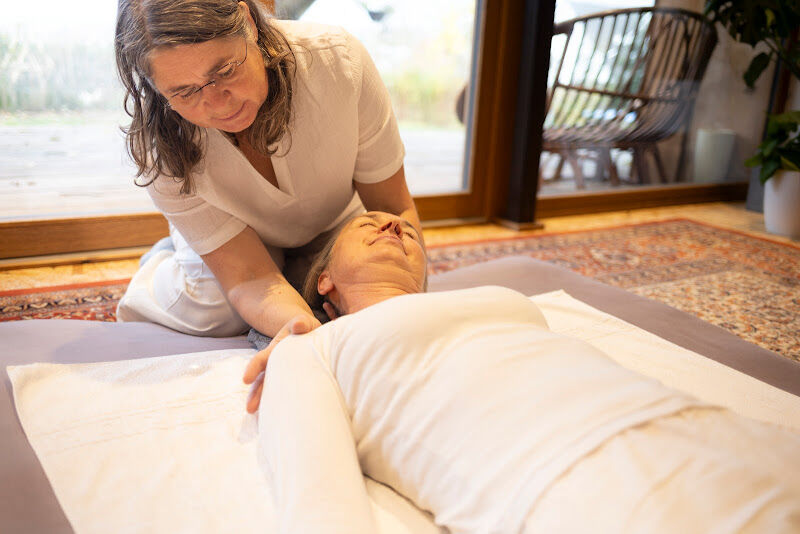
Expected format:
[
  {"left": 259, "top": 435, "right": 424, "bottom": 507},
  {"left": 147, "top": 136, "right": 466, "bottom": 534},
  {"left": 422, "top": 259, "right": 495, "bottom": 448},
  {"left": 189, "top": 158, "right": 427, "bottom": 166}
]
[{"left": 319, "top": 211, "right": 427, "bottom": 299}]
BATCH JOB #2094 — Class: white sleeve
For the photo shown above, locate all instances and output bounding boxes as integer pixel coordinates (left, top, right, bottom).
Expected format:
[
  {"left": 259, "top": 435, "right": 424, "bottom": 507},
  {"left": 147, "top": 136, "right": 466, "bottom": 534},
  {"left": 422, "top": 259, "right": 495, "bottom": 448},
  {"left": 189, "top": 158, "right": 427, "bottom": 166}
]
[
  {"left": 347, "top": 32, "right": 406, "bottom": 184},
  {"left": 258, "top": 335, "right": 378, "bottom": 534},
  {"left": 146, "top": 176, "right": 247, "bottom": 255}
]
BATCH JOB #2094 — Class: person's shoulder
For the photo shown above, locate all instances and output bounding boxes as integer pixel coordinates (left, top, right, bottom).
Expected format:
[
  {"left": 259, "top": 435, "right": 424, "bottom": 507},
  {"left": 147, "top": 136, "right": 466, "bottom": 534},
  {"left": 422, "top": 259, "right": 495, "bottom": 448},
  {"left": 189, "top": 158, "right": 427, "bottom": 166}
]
[
  {"left": 272, "top": 19, "right": 364, "bottom": 90},
  {"left": 271, "top": 19, "right": 353, "bottom": 54}
]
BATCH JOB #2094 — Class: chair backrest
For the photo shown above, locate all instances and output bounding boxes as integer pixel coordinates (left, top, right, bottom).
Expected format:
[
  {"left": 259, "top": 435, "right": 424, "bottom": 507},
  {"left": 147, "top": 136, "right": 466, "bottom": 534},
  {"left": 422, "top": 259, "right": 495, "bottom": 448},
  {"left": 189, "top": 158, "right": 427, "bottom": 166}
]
[{"left": 544, "top": 7, "right": 717, "bottom": 144}]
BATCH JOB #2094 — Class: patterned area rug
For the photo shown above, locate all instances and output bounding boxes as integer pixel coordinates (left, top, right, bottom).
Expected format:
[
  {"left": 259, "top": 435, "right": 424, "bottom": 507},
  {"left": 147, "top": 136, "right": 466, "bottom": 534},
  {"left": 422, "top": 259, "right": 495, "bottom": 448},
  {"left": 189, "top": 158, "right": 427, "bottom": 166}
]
[
  {"left": 427, "top": 219, "right": 800, "bottom": 361},
  {"left": 0, "top": 279, "right": 128, "bottom": 322},
  {"left": 2, "top": 219, "right": 798, "bottom": 360}
]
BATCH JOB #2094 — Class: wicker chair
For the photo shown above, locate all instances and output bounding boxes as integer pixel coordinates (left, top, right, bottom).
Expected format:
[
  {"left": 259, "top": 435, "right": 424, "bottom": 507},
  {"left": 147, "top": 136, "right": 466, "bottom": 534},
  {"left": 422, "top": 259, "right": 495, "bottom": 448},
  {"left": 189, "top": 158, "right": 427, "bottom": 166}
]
[{"left": 542, "top": 7, "right": 718, "bottom": 188}]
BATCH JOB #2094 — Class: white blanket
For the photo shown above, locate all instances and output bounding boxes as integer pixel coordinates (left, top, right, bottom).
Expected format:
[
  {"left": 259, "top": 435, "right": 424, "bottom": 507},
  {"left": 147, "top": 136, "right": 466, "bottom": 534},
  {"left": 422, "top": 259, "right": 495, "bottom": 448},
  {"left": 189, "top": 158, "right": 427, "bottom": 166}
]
[{"left": 8, "top": 290, "right": 800, "bottom": 533}]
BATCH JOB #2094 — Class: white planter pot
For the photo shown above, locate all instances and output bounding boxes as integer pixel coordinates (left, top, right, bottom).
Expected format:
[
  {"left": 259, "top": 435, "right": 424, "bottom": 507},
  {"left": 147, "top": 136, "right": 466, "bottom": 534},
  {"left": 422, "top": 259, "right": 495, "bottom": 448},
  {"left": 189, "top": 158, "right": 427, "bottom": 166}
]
[{"left": 763, "top": 170, "right": 800, "bottom": 238}]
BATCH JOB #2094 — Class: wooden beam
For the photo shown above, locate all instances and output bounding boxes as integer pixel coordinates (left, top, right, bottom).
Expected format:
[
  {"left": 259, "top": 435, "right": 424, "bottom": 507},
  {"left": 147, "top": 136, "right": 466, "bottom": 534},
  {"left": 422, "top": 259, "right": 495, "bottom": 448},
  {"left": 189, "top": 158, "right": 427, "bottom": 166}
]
[
  {"left": 0, "top": 214, "right": 169, "bottom": 259},
  {"left": 504, "top": 0, "right": 554, "bottom": 223},
  {"left": 535, "top": 182, "right": 748, "bottom": 218}
]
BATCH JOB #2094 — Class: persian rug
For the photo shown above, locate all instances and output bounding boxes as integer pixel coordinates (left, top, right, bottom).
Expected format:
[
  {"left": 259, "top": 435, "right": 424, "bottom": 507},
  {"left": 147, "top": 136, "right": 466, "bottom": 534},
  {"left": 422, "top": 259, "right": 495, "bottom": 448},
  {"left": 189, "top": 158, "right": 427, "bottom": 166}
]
[
  {"left": 0, "top": 279, "right": 128, "bottom": 323},
  {"left": 427, "top": 219, "right": 800, "bottom": 361},
  {"left": 2, "top": 219, "right": 798, "bottom": 361}
]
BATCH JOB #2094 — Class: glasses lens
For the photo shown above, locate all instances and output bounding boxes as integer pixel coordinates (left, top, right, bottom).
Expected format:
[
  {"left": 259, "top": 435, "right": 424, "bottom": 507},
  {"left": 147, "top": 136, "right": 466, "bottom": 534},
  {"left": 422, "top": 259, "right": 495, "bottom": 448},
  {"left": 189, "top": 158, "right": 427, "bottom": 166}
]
[{"left": 169, "top": 39, "right": 246, "bottom": 108}]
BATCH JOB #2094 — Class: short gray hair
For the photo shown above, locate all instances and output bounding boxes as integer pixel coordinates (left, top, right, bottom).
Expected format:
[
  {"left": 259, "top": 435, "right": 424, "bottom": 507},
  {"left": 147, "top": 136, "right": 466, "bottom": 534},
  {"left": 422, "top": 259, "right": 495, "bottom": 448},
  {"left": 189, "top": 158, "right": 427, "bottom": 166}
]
[
  {"left": 301, "top": 222, "right": 347, "bottom": 311},
  {"left": 300, "top": 217, "right": 429, "bottom": 313}
]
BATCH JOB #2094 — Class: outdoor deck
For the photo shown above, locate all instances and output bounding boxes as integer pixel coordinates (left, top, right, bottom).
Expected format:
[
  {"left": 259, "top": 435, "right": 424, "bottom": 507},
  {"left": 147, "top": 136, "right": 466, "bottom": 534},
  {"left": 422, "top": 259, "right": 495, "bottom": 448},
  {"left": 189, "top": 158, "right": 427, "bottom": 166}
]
[{"left": 0, "top": 118, "right": 468, "bottom": 221}]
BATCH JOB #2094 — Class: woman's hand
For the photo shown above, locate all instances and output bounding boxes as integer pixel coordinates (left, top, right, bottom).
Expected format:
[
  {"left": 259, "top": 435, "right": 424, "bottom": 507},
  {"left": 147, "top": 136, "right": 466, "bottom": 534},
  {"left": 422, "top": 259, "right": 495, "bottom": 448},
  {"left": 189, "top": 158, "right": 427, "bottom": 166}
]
[{"left": 243, "top": 313, "right": 321, "bottom": 413}]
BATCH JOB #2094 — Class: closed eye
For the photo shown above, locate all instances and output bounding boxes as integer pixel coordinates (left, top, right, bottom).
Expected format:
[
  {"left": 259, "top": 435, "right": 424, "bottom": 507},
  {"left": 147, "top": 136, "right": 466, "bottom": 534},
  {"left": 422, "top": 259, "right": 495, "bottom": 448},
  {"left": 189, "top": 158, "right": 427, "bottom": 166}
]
[{"left": 215, "top": 63, "right": 237, "bottom": 80}]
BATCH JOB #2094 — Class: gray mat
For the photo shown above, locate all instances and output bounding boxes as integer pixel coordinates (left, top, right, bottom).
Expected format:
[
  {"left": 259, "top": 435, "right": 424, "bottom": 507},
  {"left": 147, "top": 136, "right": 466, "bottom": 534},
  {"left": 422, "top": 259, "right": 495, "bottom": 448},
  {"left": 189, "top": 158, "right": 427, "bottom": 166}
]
[{"left": 2, "top": 256, "right": 797, "bottom": 533}]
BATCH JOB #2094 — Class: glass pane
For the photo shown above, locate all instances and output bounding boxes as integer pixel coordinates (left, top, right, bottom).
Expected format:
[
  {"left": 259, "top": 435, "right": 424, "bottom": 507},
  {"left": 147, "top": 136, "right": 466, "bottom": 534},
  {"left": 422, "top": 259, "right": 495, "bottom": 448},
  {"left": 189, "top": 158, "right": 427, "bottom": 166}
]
[
  {"left": 0, "top": 1, "right": 151, "bottom": 221},
  {"left": 278, "top": 0, "right": 479, "bottom": 195},
  {"left": 0, "top": 0, "right": 480, "bottom": 223},
  {"left": 539, "top": 1, "right": 768, "bottom": 196}
]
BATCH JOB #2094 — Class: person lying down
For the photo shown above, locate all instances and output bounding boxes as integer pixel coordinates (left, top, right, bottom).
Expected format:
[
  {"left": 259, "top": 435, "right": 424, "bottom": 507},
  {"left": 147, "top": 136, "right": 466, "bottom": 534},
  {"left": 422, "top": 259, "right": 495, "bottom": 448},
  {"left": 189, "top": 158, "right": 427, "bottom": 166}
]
[{"left": 253, "top": 211, "right": 800, "bottom": 534}]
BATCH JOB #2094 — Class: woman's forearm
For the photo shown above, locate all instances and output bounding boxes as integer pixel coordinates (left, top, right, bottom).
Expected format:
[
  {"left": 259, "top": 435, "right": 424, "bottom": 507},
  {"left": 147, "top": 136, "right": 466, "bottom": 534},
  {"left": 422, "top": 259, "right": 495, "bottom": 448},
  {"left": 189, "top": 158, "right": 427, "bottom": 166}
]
[
  {"left": 201, "top": 226, "right": 316, "bottom": 337},
  {"left": 228, "top": 275, "right": 315, "bottom": 337}
]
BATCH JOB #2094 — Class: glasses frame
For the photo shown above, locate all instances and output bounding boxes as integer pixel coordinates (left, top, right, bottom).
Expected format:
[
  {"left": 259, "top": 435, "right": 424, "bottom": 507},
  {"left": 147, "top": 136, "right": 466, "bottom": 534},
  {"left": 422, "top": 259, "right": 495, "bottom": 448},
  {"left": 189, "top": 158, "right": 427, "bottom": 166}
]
[{"left": 165, "top": 36, "right": 249, "bottom": 109}]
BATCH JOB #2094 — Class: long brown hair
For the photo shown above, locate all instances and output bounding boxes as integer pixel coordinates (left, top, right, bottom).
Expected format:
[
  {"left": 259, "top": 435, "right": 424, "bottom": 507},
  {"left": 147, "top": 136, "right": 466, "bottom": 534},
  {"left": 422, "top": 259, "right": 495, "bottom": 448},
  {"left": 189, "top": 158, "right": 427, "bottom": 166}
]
[{"left": 115, "top": 0, "right": 295, "bottom": 193}]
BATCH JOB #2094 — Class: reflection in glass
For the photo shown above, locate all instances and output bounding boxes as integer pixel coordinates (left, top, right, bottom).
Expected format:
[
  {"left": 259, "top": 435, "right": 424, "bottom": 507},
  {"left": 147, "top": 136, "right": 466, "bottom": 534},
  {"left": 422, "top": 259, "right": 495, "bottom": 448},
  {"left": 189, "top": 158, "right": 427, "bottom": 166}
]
[
  {"left": 540, "top": 1, "right": 774, "bottom": 196},
  {"left": 283, "top": 0, "right": 478, "bottom": 195},
  {"left": 0, "top": 1, "right": 149, "bottom": 220},
  {"left": 1, "top": 1, "right": 481, "bottom": 221}
]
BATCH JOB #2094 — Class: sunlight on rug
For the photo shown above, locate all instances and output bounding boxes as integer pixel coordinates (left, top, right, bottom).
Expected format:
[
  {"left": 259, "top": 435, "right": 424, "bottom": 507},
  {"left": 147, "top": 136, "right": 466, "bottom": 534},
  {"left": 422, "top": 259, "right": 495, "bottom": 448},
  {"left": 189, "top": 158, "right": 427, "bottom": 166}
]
[{"left": 2, "top": 219, "right": 798, "bottom": 361}]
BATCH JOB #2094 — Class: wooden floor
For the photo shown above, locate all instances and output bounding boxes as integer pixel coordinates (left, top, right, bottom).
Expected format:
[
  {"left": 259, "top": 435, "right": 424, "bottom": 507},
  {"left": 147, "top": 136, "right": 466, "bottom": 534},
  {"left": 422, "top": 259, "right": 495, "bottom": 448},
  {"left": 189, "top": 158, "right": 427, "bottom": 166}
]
[{"left": 0, "top": 202, "right": 794, "bottom": 291}]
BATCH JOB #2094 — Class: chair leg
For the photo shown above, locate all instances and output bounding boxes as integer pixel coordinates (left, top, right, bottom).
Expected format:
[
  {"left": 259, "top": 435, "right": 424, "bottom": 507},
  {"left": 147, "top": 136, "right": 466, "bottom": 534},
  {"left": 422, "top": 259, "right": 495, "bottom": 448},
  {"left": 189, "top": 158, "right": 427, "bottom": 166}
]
[
  {"left": 674, "top": 129, "right": 690, "bottom": 183},
  {"left": 538, "top": 160, "right": 545, "bottom": 193},
  {"left": 589, "top": 150, "right": 604, "bottom": 181},
  {"left": 632, "top": 147, "right": 651, "bottom": 185},
  {"left": 553, "top": 153, "right": 566, "bottom": 182},
  {"left": 600, "top": 148, "right": 620, "bottom": 186},
  {"left": 566, "top": 150, "right": 586, "bottom": 189},
  {"left": 651, "top": 144, "right": 668, "bottom": 184}
]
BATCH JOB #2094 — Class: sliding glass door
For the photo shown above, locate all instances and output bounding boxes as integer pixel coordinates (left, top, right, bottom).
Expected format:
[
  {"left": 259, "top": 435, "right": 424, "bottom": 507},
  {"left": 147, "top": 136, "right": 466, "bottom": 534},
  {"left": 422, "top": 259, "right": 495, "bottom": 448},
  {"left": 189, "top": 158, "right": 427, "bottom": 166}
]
[{"left": 535, "top": 0, "right": 757, "bottom": 215}]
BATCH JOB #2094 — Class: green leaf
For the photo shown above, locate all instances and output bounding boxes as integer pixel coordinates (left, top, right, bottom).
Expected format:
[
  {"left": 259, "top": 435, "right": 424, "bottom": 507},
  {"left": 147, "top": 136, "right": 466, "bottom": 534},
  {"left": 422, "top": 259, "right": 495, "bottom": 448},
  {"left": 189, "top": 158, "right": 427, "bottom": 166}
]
[
  {"left": 780, "top": 156, "right": 800, "bottom": 171},
  {"left": 771, "top": 111, "right": 800, "bottom": 124},
  {"left": 765, "top": 9, "right": 775, "bottom": 29},
  {"left": 761, "top": 137, "right": 779, "bottom": 156},
  {"left": 744, "top": 52, "right": 772, "bottom": 88},
  {"left": 744, "top": 153, "right": 762, "bottom": 167},
  {"left": 778, "top": 147, "right": 800, "bottom": 172},
  {"left": 766, "top": 118, "right": 792, "bottom": 138},
  {"left": 759, "top": 158, "right": 781, "bottom": 184}
]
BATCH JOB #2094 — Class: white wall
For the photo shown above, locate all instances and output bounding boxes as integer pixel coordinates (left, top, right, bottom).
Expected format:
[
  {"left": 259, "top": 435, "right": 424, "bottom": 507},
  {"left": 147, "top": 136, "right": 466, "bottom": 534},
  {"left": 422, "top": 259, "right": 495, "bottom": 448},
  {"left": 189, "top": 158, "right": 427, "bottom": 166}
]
[{"left": 656, "top": 0, "right": 774, "bottom": 182}]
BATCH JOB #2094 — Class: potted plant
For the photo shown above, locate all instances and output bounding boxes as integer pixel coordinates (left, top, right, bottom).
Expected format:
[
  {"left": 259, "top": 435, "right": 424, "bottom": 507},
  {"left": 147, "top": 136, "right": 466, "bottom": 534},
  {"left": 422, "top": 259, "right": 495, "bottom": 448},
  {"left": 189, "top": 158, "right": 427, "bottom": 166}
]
[{"left": 704, "top": 1, "right": 800, "bottom": 238}]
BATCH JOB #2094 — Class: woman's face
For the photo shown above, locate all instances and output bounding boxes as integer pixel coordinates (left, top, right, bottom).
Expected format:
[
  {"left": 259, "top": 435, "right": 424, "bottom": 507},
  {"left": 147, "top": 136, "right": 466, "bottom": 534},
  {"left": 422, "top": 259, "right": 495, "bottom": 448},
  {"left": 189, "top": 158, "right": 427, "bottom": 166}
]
[
  {"left": 148, "top": 34, "right": 268, "bottom": 133},
  {"left": 326, "top": 212, "right": 427, "bottom": 292}
]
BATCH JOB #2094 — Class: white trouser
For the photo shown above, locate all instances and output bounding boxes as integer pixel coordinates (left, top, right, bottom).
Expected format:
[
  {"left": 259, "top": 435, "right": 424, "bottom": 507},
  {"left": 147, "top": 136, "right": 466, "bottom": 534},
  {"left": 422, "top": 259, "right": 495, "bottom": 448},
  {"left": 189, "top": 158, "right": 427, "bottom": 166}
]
[
  {"left": 117, "top": 223, "right": 345, "bottom": 337},
  {"left": 116, "top": 225, "right": 249, "bottom": 337}
]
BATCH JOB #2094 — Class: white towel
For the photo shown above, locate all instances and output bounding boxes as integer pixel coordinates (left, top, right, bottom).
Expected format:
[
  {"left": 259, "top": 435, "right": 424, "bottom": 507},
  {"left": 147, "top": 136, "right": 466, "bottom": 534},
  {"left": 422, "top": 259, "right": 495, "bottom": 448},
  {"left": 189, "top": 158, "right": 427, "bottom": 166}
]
[{"left": 8, "top": 349, "right": 439, "bottom": 534}]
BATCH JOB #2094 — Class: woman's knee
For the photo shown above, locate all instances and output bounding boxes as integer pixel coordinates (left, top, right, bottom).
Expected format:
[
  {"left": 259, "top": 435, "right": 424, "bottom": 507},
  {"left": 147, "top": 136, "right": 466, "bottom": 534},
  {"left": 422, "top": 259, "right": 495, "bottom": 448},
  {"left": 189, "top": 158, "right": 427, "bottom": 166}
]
[{"left": 118, "top": 250, "right": 248, "bottom": 337}]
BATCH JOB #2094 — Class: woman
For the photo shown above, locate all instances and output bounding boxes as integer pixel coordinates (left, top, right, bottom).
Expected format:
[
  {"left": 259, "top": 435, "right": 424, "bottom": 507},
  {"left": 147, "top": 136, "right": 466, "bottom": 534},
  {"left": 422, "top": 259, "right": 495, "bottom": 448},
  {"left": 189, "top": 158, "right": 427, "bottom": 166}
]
[
  {"left": 113, "top": 0, "right": 422, "bottom": 360},
  {"left": 254, "top": 211, "right": 800, "bottom": 533}
]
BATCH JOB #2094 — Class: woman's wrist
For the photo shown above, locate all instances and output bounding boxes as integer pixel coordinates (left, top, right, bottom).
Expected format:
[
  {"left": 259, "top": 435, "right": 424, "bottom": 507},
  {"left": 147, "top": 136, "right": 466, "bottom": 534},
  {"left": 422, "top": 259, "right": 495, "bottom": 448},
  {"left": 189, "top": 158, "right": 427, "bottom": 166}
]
[{"left": 252, "top": 287, "right": 316, "bottom": 337}]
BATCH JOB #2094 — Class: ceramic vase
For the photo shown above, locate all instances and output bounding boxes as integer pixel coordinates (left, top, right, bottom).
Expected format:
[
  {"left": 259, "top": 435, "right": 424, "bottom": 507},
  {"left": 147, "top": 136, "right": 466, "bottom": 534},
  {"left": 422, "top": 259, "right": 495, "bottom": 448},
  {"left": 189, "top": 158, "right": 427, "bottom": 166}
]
[{"left": 763, "top": 170, "right": 800, "bottom": 238}]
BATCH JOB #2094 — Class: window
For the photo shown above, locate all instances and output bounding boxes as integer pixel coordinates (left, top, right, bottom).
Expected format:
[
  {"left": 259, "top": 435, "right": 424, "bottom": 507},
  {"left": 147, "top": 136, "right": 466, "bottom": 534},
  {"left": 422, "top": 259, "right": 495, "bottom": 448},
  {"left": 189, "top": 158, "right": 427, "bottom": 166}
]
[
  {"left": 283, "top": 0, "right": 479, "bottom": 196},
  {"left": 538, "top": 1, "right": 762, "bottom": 200},
  {"left": 1, "top": 1, "right": 153, "bottom": 221},
  {"left": 0, "top": 1, "right": 533, "bottom": 257}
]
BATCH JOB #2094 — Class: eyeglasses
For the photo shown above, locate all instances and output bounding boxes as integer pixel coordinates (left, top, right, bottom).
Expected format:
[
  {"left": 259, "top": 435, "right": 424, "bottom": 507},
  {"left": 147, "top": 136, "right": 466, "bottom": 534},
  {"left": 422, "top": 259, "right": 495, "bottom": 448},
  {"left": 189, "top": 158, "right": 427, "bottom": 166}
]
[{"left": 165, "top": 37, "right": 248, "bottom": 109}]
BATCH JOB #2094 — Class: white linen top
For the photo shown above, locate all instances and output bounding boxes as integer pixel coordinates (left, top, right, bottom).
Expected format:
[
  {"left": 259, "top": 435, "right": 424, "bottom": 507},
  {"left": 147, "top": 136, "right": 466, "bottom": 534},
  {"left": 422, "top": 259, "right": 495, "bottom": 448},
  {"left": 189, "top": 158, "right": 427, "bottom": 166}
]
[
  {"left": 146, "top": 20, "right": 405, "bottom": 256},
  {"left": 259, "top": 286, "right": 706, "bottom": 534}
]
